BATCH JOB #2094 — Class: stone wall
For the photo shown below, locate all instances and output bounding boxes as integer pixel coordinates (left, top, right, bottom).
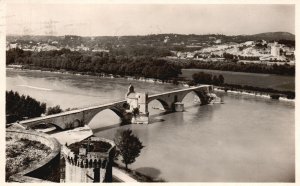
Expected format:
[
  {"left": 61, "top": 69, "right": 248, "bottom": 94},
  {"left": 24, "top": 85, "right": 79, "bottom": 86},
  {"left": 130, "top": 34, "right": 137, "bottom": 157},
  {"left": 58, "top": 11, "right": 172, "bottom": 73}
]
[
  {"left": 6, "top": 129, "right": 61, "bottom": 182},
  {"left": 62, "top": 137, "right": 115, "bottom": 182}
]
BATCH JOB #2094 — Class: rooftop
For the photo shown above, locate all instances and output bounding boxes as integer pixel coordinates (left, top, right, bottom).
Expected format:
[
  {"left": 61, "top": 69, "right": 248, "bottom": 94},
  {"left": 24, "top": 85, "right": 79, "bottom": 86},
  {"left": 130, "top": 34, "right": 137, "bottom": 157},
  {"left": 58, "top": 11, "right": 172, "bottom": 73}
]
[{"left": 67, "top": 137, "right": 112, "bottom": 154}]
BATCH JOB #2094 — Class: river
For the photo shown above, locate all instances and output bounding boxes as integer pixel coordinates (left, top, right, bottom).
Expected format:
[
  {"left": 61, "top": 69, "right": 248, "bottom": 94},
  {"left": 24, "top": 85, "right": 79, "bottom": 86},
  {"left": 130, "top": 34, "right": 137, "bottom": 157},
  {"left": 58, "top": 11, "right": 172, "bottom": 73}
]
[{"left": 6, "top": 69, "right": 295, "bottom": 182}]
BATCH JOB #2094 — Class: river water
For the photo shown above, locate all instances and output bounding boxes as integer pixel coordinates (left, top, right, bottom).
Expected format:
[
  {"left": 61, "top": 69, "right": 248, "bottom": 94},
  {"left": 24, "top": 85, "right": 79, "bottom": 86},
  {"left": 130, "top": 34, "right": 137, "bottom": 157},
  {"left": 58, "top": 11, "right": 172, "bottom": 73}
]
[{"left": 6, "top": 69, "right": 295, "bottom": 182}]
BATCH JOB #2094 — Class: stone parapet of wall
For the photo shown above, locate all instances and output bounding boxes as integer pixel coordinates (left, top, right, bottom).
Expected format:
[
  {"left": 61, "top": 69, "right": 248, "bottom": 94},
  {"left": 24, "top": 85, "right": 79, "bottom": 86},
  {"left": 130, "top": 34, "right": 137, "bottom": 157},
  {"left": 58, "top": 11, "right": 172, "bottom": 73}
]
[
  {"left": 6, "top": 129, "right": 61, "bottom": 183},
  {"left": 62, "top": 136, "right": 115, "bottom": 182}
]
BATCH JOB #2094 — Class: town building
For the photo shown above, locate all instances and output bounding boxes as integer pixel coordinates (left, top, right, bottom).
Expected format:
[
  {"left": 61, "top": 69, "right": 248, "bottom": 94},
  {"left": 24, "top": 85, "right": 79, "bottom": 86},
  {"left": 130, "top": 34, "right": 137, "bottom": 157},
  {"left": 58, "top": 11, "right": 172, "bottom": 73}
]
[
  {"left": 215, "top": 39, "right": 222, "bottom": 44},
  {"left": 271, "top": 42, "right": 281, "bottom": 57}
]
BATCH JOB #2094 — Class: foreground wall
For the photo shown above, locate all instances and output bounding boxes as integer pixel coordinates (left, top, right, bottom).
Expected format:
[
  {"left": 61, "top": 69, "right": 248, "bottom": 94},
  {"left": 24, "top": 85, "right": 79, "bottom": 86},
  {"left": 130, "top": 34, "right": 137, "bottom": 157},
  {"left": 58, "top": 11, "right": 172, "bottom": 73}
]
[
  {"left": 62, "top": 137, "right": 116, "bottom": 183},
  {"left": 6, "top": 129, "right": 61, "bottom": 182}
]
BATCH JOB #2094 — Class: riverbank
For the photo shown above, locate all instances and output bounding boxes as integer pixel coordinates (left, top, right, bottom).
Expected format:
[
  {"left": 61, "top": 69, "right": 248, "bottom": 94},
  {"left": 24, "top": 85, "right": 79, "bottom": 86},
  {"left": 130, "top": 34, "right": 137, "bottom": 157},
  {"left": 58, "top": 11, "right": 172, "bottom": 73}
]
[
  {"left": 181, "top": 68, "right": 295, "bottom": 92},
  {"left": 214, "top": 87, "right": 295, "bottom": 102},
  {"left": 6, "top": 66, "right": 177, "bottom": 85},
  {"left": 113, "top": 162, "right": 165, "bottom": 182}
]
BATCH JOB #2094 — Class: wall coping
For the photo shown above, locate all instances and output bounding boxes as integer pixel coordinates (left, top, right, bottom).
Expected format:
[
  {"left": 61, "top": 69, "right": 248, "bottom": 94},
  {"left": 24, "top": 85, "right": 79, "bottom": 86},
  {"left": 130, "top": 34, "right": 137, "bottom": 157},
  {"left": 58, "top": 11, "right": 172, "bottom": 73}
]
[
  {"left": 6, "top": 128, "right": 61, "bottom": 183},
  {"left": 63, "top": 136, "right": 115, "bottom": 161}
]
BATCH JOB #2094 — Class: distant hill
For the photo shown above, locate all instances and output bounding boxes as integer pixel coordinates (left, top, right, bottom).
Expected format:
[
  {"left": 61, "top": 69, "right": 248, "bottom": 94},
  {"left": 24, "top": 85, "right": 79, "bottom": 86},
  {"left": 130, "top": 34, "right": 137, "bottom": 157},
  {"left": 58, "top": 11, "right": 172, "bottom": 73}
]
[
  {"left": 238, "top": 32, "right": 295, "bottom": 41},
  {"left": 6, "top": 32, "right": 295, "bottom": 50}
]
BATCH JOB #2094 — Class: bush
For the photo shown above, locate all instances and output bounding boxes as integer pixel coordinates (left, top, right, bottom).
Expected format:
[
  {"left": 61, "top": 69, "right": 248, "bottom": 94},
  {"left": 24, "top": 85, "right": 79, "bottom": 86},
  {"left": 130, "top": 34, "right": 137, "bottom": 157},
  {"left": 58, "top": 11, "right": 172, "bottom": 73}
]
[
  {"left": 270, "top": 94, "right": 280, "bottom": 100},
  {"left": 286, "top": 92, "right": 295, "bottom": 99},
  {"left": 46, "top": 105, "right": 63, "bottom": 115}
]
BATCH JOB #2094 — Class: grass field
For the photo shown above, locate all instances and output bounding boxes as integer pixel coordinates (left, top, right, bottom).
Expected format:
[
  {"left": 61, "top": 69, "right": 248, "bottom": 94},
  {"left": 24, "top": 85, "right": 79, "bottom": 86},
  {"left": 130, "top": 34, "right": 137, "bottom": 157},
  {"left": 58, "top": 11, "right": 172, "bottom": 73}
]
[{"left": 181, "top": 69, "right": 295, "bottom": 92}]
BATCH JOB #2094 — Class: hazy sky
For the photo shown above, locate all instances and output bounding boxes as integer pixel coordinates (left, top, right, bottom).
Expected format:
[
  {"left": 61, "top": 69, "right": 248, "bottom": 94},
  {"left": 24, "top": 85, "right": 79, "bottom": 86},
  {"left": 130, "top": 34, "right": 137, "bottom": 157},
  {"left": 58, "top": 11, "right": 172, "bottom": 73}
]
[{"left": 6, "top": 3, "right": 295, "bottom": 36}]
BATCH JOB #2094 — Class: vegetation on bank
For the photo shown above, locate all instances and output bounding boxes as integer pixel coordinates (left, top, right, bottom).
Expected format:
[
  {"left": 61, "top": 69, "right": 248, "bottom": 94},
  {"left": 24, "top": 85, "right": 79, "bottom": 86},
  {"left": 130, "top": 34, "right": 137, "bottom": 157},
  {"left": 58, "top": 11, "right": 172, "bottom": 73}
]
[
  {"left": 188, "top": 72, "right": 294, "bottom": 99},
  {"left": 179, "top": 60, "right": 295, "bottom": 76},
  {"left": 6, "top": 90, "right": 46, "bottom": 123},
  {"left": 6, "top": 48, "right": 181, "bottom": 81},
  {"left": 220, "top": 83, "right": 295, "bottom": 100},
  {"left": 7, "top": 47, "right": 295, "bottom": 80},
  {"left": 6, "top": 90, "right": 63, "bottom": 123},
  {"left": 189, "top": 72, "right": 224, "bottom": 86}
]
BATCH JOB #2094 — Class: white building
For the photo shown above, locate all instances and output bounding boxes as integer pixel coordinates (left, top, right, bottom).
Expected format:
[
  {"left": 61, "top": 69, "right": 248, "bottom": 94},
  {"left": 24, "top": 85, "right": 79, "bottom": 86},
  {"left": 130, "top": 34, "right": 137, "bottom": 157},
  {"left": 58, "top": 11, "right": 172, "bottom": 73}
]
[
  {"left": 244, "top": 41, "right": 255, "bottom": 46},
  {"left": 125, "top": 85, "right": 149, "bottom": 124},
  {"left": 215, "top": 39, "right": 222, "bottom": 44},
  {"left": 271, "top": 42, "right": 280, "bottom": 57}
]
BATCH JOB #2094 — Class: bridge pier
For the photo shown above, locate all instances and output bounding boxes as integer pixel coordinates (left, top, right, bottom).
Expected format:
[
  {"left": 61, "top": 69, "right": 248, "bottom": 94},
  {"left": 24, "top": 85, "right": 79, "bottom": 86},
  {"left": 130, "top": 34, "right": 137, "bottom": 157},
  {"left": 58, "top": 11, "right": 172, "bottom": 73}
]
[
  {"left": 174, "top": 102, "right": 184, "bottom": 112},
  {"left": 131, "top": 113, "right": 149, "bottom": 124}
]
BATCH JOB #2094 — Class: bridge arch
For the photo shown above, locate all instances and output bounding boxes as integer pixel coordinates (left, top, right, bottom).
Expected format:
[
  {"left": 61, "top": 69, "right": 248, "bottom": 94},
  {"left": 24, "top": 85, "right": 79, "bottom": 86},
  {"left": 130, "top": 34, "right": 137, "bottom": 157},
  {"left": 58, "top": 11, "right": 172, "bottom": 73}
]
[
  {"left": 178, "top": 90, "right": 208, "bottom": 105},
  {"left": 84, "top": 106, "right": 126, "bottom": 127},
  {"left": 34, "top": 122, "right": 66, "bottom": 131},
  {"left": 109, "top": 107, "right": 125, "bottom": 119},
  {"left": 148, "top": 98, "right": 171, "bottom": 111},
  {"left": 72, "top": 119, "right": 81, "bottom": 128},
  {"left": 50, "top": 122, "right": 67, "bottom": 130},
  {"left": 50, "top": 118, "right": 83, "bottom": 130}
]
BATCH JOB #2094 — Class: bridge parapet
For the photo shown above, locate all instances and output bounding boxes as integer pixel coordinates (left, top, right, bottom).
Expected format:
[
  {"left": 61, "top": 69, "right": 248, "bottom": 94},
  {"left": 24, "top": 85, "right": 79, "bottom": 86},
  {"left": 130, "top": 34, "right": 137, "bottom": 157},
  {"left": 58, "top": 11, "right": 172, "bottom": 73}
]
[{"left": 18, "top": 100, "right": 128, "bottom": 130}]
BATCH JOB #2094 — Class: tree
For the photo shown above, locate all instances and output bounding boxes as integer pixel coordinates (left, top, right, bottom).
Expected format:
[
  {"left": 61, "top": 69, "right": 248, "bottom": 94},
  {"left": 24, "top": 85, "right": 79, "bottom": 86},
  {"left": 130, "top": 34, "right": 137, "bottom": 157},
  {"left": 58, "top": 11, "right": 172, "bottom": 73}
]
[
  {"left": 46, "top": 105, "right": 63, "bottom": 115},
  {"left": 114, "top": 129, "right": 144, "bottom": 170},
  {"left": 6, "top": 90, "right": 47, "bottom": 123},
  {"left": 192, "top": 72, "right": 212, "bottom": 84},
  {"left": 132, "top": 107, "right": 140, "bottom": 117},
  {"left": 218, "top": 75, "right": 224, "bottom": 85},
  {"left": 212, "top": 75, "right": 219, "bottom": 85}
]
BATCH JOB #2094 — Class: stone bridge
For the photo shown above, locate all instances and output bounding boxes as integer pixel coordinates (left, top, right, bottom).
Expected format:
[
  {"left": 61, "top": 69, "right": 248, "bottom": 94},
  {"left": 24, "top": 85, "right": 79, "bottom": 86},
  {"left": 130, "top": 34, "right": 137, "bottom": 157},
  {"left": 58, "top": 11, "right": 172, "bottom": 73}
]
[
  {"left": 17, "top": 85, "right": 214, "bottom": 130},
  {"left": 148, "top": 85, "right": 214, "bottom": 111}
]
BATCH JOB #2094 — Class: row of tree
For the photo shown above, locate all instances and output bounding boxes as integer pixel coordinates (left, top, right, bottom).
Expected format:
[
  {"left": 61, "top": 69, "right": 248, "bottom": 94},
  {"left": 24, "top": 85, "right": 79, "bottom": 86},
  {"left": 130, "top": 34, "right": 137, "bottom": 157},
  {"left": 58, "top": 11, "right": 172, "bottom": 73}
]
[
  {"left": 191, "top": 72, "right": 224, "bottom": 86},
  {"left": 182, "top": 61, "right": 295, "bottom": 76},
  {"left": 7, "top": 49, "right": 182, "bottom": 81},
  {"left": 189, "top": 72, "right": 295, "bottom": 99},
  {"left": 111, "top": 45, "right": 172, "bottom": 57},
  {"left": 223, "top": 53, "right": 260, "bottom": 61},
  {"left": 7, "top": 48, "right": 294, "bottom": 77}
]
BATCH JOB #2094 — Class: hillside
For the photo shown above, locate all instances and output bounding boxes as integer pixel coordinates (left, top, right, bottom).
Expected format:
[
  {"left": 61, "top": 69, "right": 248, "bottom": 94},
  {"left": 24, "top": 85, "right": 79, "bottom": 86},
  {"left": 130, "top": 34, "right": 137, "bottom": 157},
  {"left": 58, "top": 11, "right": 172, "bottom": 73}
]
[
  {"left": 6, "top": 32, "right": 295, "bottom": 50},
  {"left": 240, "top": 32, "right": 295, "bottom": 41}
]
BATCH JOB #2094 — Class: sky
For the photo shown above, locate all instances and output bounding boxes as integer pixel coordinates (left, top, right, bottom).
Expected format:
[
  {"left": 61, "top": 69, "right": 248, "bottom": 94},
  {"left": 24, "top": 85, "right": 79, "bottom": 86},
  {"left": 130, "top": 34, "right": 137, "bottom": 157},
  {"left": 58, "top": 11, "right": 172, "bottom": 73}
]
[{"left": 6, "top": 3, "right": 295, "bottom": 36}]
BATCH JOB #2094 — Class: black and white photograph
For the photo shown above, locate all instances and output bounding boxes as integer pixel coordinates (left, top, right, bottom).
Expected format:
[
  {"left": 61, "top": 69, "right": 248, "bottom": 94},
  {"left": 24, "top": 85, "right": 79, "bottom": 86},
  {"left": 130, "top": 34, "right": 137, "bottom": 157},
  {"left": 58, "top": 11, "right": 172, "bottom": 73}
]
[{"left": 2, "top": 0, "right": 297, "bottom": 183}]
